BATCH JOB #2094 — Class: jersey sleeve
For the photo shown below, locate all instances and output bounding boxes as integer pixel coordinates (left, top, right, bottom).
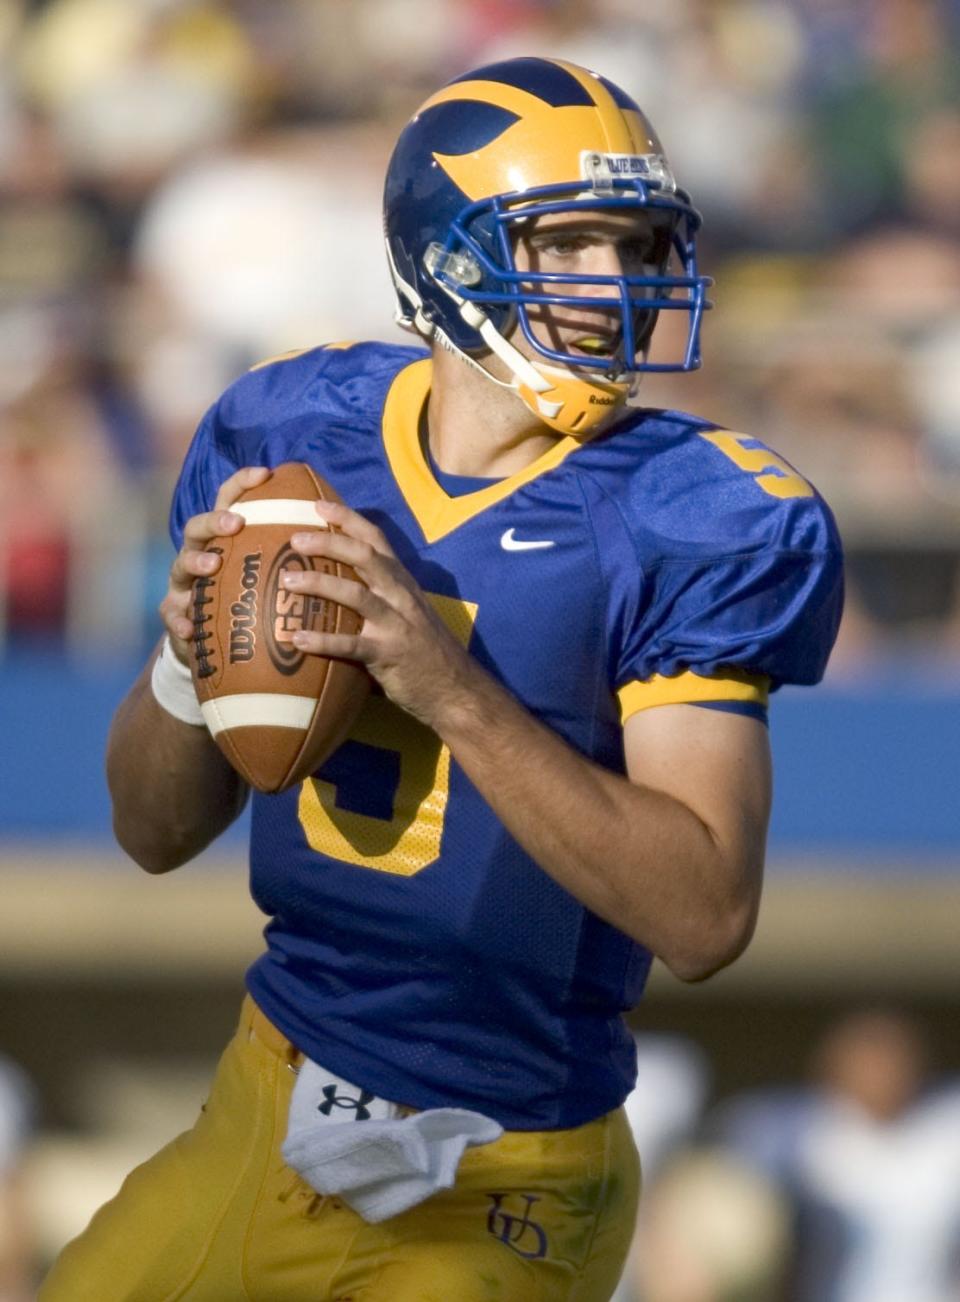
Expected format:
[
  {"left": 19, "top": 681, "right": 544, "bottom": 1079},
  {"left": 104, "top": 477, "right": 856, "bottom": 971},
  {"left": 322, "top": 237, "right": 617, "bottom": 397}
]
[
  {"left": 612, "top": 500, "right": 844, "bottom": 722},
  {"left": 168, "top": 402, "right": 243, "bottom": 550}
]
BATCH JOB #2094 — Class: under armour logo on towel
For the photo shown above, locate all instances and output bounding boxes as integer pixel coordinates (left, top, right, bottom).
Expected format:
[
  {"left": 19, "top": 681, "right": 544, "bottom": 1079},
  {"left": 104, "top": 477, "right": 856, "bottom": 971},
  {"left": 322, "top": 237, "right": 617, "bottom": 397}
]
[{"left": 318, "top": 1082, "right": 376, "bottom": 1120}]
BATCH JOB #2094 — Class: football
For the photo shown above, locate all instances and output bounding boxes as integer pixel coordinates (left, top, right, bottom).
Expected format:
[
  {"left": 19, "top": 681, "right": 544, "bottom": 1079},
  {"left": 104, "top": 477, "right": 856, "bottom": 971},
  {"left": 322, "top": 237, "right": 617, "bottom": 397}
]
[{"left": 189, "top": 462, "right": 371, "bottom": 793}]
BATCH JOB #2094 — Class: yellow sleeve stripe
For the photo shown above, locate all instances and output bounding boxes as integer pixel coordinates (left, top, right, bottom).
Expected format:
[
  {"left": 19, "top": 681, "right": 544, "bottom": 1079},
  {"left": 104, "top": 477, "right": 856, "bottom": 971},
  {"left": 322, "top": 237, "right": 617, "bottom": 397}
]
[{"left": 618, "top": 669, "right": 770, "bottom": 722}]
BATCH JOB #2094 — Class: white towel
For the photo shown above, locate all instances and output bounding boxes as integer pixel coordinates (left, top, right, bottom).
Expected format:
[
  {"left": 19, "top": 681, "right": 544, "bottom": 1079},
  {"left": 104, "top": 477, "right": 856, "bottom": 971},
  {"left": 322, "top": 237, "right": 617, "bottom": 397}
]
[{"left": 281, "top": 1057, "right": 503, "bottom": 1223}]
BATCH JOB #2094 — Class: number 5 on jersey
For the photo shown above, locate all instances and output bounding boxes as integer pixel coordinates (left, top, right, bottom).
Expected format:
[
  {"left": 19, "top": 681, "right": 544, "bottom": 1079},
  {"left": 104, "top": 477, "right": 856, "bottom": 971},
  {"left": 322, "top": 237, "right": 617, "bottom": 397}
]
[
  {"left": 700, "top": 430, "right": 813, "bottom": 499},
  {"left": 297, "top": 594, "right": 478, "bottom": 876}
]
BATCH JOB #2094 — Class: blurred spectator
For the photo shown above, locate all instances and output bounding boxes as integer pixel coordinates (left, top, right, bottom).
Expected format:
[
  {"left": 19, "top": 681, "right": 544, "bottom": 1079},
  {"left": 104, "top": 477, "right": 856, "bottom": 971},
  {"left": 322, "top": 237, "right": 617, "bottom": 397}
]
[
  {"left": 130, "top": 123, "right": 398, "bottom": 440},
  {"left": 624, "top": 1149, "right": 791, "bottom": 1302},
  {"left": 806, "top": 0, "right": 960, "bottom": 236},
  {"left": 0, "top": 304, "right": 149, "bottom": 649},
  {"left": 901, "top": 107, "right": 960, "bottom": 239},
  {"left": 122, "top": 119, "right": 403, "bottom": 500},
  {"left": 17, "top": 0, "right": 261, "bottom": 194},
  {"left": 624, "top": 1036, "right": 711, "bottom": 1182},
  {"left": 913, "top": 318, "right": 960, "bottom": 503},
  {"left": 791, "top": 0, "right": 874, "bottom": 96},
  {"left": 0, "top": 1054, "right": 38, "bottom": 1300},
  {"left": 613, "top": 1035, "right": 712, "bottom": 1302},
  {"left": 467, "top": 0, "right": 669, "bottom": 112},
  {"left": 713, "top": 1009, "right": 960, "bottom": 1302}
]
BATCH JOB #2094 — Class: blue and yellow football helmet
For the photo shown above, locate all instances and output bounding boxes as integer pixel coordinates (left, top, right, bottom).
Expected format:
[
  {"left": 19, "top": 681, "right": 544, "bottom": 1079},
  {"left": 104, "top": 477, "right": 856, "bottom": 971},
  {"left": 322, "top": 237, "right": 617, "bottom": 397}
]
[{"left": 383, "top": 56, "right": 712, "bottom": 436}]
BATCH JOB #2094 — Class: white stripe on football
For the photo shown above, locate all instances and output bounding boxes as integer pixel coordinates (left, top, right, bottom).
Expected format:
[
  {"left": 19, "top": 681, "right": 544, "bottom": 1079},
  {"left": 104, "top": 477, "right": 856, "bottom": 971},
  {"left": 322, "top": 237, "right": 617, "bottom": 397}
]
[
  {"left": 233, "top": 499, "right": 331, "bottom": 528},
  {"left": 201, "top": 694, "right": 317, "bottom": 736}
]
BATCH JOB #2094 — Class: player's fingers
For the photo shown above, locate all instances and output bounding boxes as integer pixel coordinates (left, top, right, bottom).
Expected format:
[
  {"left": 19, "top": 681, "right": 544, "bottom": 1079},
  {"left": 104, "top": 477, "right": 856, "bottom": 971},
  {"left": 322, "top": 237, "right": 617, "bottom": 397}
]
[
  {"left": 169, "top": 546, "right": 223, "bottom": 591},
  {"left": 180, "top": 508, "right": 244, "bottom": 557},
  {"left": 291, "top": 529, "right": 402, "bottom": 594},
  {"left": 312, "top": 499, "right": 395, "bottom": 558},
  {"left": 213, "top": 464, "right": 271, "bottom": 512},
  {"left": 291, "top": 528, "right": 373, "bottom": 571},
  {"left": 289, "top": 628, "right": 373, "bottom": 664},
  {"left": 159, "top": 590, "right": 195, "bottom": 643},
  {"left": 280, "top": 569, "right": 388, "bottom": 623},
  {"left": 178, "top": 466, "right": 271, "bottom": 555},
  {"left": 160, "top": 467, "right": 269, "bottom": 659}
]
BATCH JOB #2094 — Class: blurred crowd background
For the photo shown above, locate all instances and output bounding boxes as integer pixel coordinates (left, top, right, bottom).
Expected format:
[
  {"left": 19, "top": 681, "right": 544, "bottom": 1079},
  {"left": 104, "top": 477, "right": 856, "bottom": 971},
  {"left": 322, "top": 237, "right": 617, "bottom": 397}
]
[
  {"left": 2, "top": 0, "right": 960, "bottom": 1298},
  {"left": 1, "top": 0, "right": 960, "bottom": 664}
]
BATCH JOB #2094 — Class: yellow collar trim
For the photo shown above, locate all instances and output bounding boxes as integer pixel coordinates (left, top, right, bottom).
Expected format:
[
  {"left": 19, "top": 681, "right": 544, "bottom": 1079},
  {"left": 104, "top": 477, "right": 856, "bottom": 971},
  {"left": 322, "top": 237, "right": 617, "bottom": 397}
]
[{"left": 382, "top": 359, "right": 581, "bottom": 543}]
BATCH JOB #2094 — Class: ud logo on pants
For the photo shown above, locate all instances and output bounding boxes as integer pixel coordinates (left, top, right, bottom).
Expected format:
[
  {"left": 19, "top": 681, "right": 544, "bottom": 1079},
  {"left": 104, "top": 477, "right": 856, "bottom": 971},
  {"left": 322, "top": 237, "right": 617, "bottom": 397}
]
[{"left": 486, "top": 1193, "right": 549, "bottom": 1259}]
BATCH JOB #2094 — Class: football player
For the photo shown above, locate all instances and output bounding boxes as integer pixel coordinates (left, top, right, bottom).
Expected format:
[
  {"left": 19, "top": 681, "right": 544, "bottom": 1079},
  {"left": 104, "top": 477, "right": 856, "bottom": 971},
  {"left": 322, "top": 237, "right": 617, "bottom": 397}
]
[{"left": 41, "top": 57, "right": 843, "bottom": 1301}]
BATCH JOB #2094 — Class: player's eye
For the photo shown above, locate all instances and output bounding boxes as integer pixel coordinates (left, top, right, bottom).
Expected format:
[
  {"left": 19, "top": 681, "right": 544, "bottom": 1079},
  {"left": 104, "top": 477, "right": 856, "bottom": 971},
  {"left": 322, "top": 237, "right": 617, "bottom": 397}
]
[
  {"left": 543, "top": 235, "right": 586, "bottom": 256},
  {"left": 525, "top": 230, "right": 590, "bottom": 258}
]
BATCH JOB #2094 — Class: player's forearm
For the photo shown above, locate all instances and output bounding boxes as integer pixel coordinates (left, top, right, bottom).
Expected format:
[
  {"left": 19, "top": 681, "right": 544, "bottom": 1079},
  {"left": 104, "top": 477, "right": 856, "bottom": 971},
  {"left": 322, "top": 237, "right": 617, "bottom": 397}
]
[
  {"left": 429, "top": 667, "right": 760, "bottom": 980},
  {"left": 106, "top": 647, "right": 248, "bottom": 872}
]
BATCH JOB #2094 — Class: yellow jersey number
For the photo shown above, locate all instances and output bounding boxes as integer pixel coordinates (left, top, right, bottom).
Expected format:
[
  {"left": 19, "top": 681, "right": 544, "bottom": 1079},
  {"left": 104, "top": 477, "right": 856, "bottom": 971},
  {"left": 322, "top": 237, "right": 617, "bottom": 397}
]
[
  {"left": 297, "top": 593, "right": 478, "bottom": 876},
  {"left": 700, "top": 430, "right": 813, "bottom": 500}
]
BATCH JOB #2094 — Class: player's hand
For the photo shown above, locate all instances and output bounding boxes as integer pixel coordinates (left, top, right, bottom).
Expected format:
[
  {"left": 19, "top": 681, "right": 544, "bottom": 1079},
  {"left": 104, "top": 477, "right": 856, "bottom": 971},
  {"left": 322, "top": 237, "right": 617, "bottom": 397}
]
[
  {"left": 160, "top": 466, "right": 272, "bottom": 665},
  {"left": 283, "top": 500, "right": 475, "bottom": 726}
]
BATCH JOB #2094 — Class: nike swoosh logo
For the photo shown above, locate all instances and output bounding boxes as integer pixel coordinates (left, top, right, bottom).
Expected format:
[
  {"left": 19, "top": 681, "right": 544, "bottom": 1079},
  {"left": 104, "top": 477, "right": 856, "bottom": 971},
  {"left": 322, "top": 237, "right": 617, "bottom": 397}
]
[{"left": 500, "top": 528, "right": 556, "bottom": 552}]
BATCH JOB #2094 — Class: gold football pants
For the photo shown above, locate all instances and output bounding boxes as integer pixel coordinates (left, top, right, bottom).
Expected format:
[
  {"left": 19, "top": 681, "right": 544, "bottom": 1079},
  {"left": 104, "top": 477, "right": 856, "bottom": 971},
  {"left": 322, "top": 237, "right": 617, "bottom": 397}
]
[{"left": 40, "top": 996, "right": 640, "bottom": 1301}]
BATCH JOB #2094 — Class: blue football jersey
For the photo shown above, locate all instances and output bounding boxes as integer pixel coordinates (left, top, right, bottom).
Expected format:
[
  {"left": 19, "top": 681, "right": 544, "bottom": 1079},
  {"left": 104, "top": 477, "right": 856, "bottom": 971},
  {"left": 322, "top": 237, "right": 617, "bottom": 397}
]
[{"left": 170, "top": 341, "right": 843, "bottom": 1129}]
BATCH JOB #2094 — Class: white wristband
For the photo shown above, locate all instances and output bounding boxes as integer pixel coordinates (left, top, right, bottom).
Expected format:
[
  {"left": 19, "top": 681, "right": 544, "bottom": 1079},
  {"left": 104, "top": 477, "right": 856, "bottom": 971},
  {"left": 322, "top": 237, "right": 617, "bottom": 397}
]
[{"left": 151, "top": 636, "right": 205, "bottom": 726}]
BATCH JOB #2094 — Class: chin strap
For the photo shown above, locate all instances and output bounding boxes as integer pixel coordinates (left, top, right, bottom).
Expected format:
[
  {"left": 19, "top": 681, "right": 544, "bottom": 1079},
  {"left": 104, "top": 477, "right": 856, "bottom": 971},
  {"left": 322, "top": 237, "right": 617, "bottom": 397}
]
[
  {"left": 514, "top": 364, "right": 634, "bottom": 437},
  {"left": 460, "top": 301, "right": 634, "bottom": 437}
]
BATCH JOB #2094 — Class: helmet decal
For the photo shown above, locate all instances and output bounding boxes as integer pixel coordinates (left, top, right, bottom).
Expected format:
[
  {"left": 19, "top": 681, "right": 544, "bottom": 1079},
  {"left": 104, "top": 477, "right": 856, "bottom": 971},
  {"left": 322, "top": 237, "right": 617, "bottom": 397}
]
[{"left": 418, "top": 64, "right": 659, "bottom": 202}]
